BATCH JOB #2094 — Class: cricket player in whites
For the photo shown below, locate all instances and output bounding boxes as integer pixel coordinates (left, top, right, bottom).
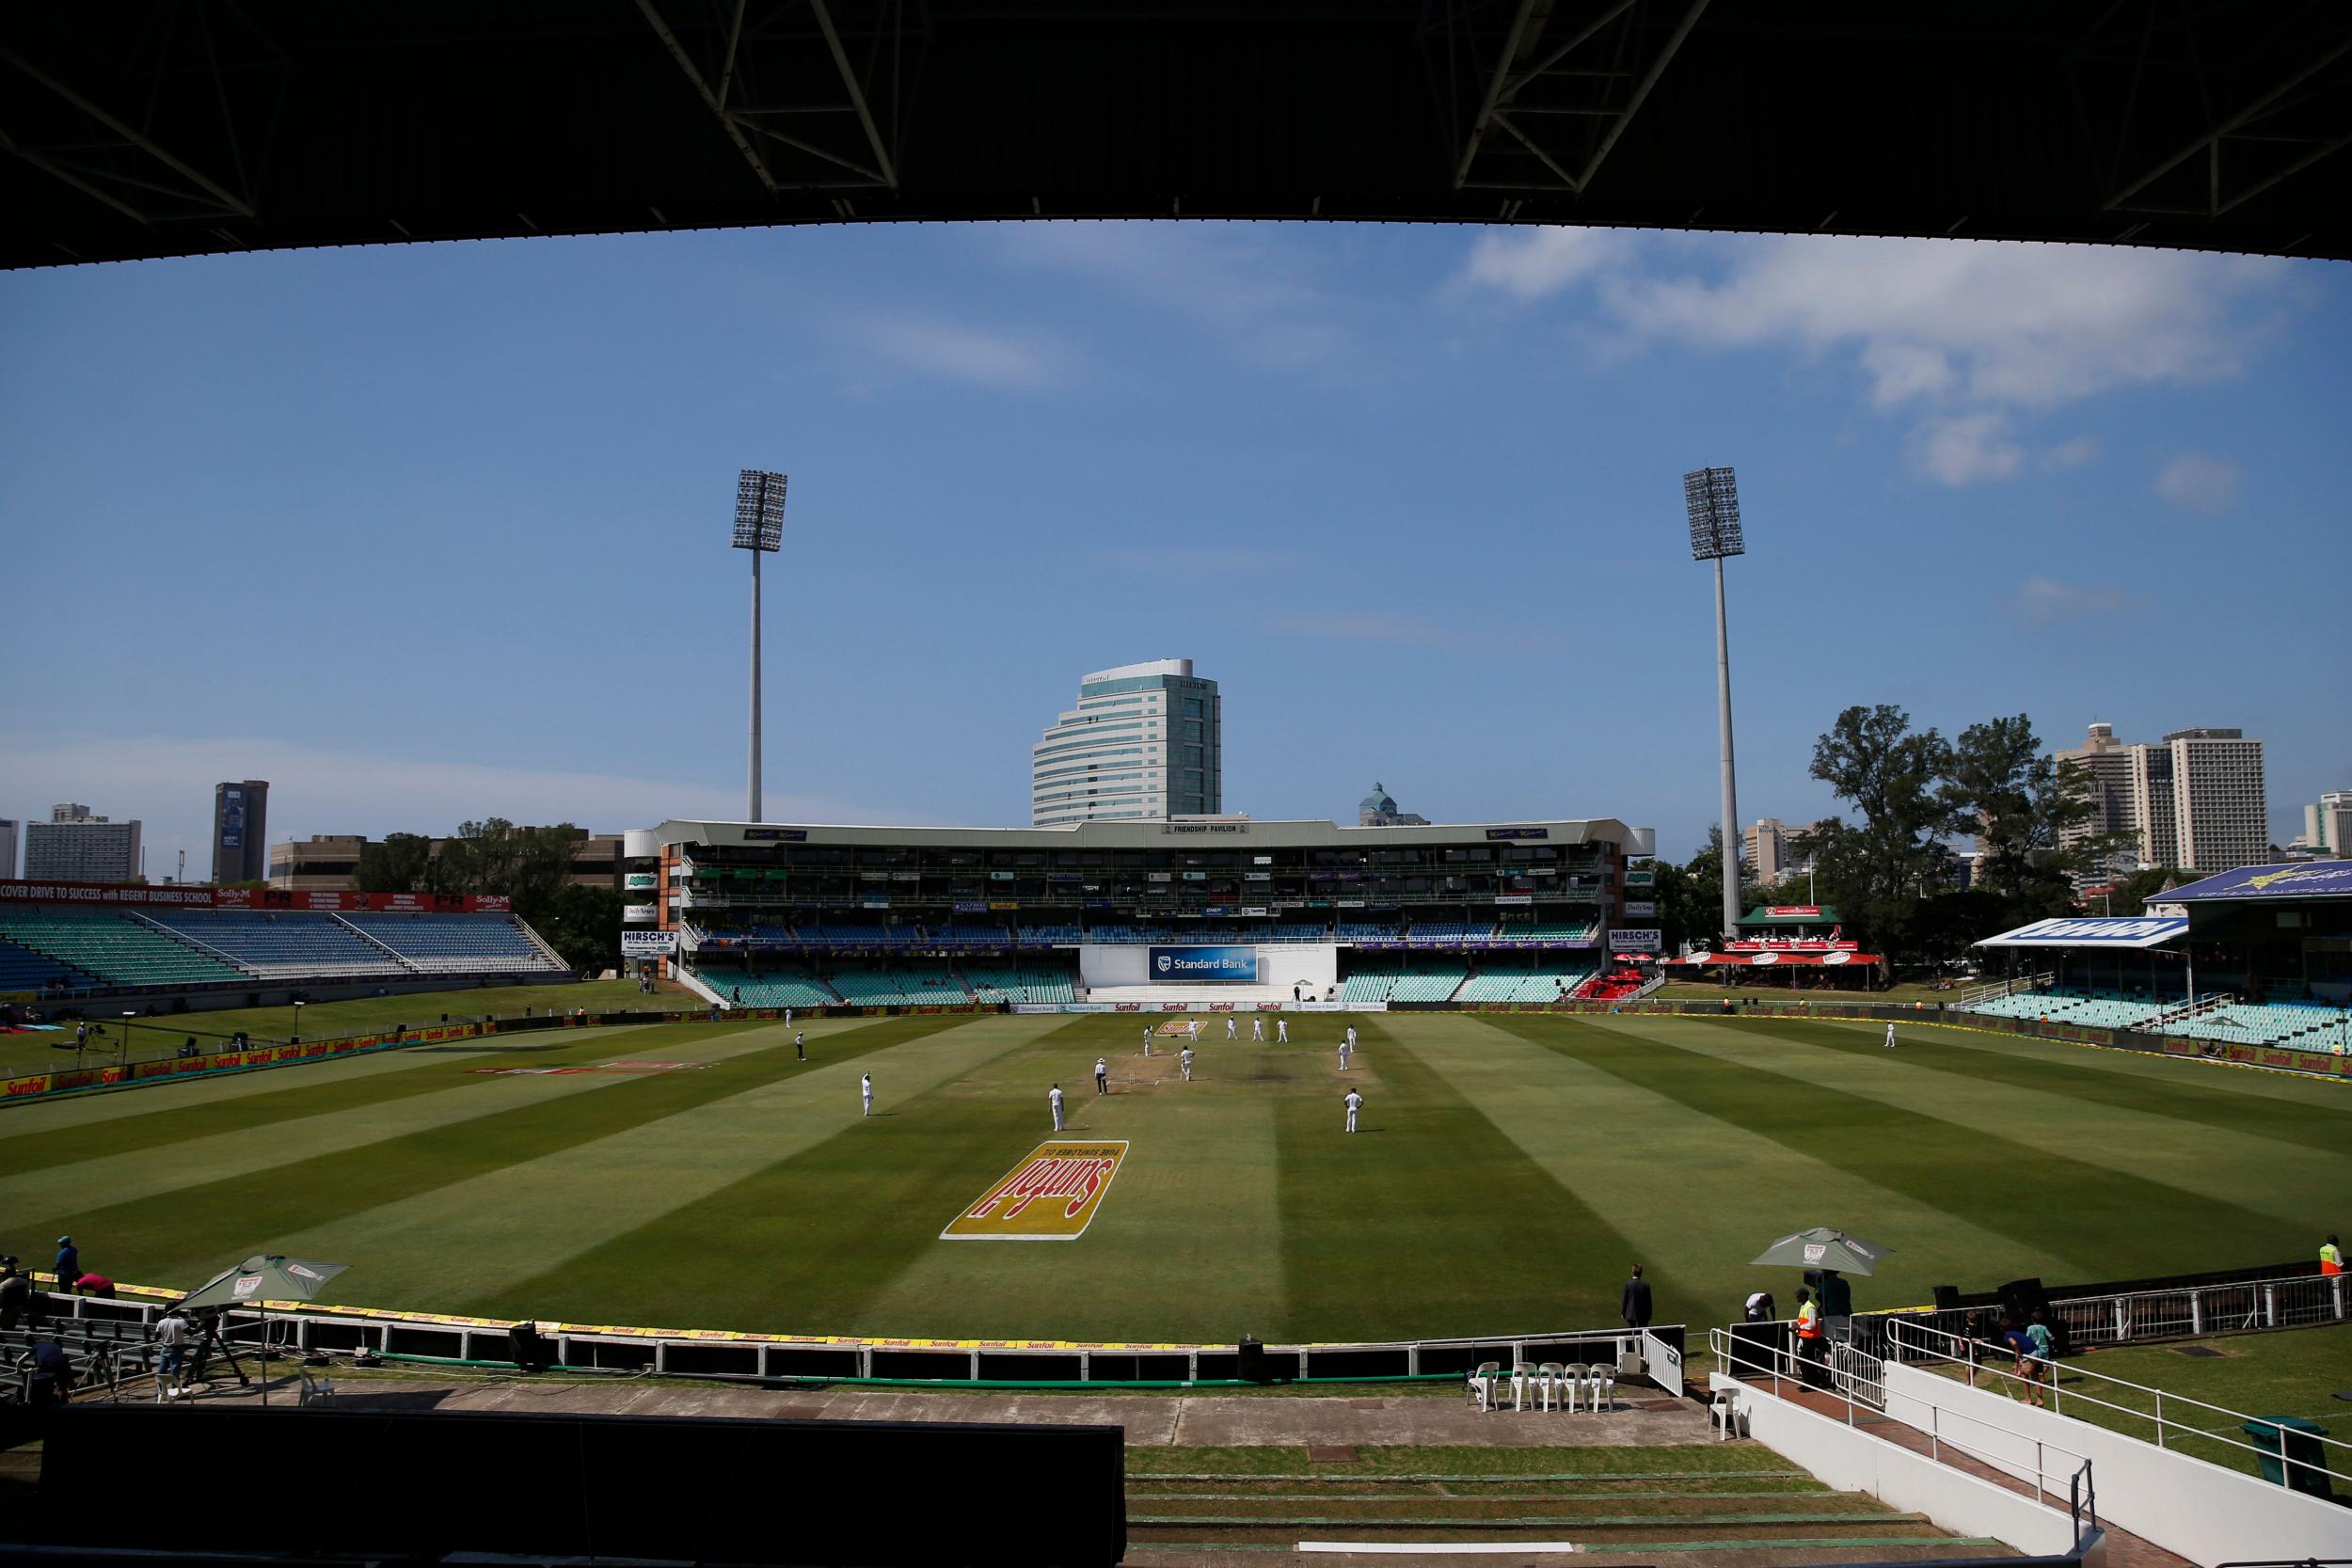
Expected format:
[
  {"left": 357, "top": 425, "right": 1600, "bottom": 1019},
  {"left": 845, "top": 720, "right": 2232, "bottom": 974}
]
[
  {"left": 1883, "top": 1021, "right": 1897, "bottom": 1049},
  {"left": 1180, "top": 1045, "right": 1195, "bottom": 1081},
  {"left": 1225, "top": 1014, "right": 1237, "bottom": 1040},
  {"left": 1338, "top": 1033, "right": 1353, "bottom": 1070},
  {"left": 861, "top": 1072, "right": 874, "bottom": 1117},
  {"left": 1250, "top": 1015, "right": 1263, "bottom": 1041},
  {"left": 1188, "top": 1018, "right": 1201, "bottom": 1043},
  {"left": 1142, "top": 1025, "right": 1153, "bottom": 1057},
  {"left": 1276, "top": 1017, "right": 1288, "bottom": 1043},
  {"left": 1343, "top": 1088, "right": 1363, "bottom": 1132},
  {"left": 1050, "top": 1083, "right": 1066, "bottom": 1132}
]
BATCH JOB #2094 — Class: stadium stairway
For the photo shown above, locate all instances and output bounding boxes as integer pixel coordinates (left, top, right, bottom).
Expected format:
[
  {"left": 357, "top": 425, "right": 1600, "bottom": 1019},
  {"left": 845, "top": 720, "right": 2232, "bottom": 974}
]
[{"left": 1119, "top": 1459, "right": 1998, "bottom": 1565}]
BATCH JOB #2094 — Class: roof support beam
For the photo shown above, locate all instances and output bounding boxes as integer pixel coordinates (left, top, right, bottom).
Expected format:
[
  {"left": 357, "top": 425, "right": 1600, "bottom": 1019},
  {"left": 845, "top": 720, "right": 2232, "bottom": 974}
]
[
  {"left": 635, "top": 0, "right": 780, "bottom": 197},
  {"left": 2102, "top": 33, "right": 2352, "bottom": 211},
  {"left": 1576, "top": 0, "right": 1709, "bottom": 193},
  {"left": 0, "top": 45, "right": 254, "bottom": 217},
  {"left": 809, "top": 0, "right": 898, "bottom": 190}
]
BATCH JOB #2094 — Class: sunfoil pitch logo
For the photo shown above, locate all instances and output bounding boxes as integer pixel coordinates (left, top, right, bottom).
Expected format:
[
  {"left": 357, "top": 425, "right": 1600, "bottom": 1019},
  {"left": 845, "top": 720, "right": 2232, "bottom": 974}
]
[{"left": 1147, "top": 944, "right": 1260, "bottom": 983}]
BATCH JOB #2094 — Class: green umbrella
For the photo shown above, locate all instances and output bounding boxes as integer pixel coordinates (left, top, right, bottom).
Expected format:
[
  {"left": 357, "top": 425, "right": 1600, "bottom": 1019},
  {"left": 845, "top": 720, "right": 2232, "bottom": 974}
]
[
  {"left": 181, "top": 1254, "right": 350, "bottom": 1405},
  {"left": 1751, "top": 1227, "right": 1891, "bottom": 1275}
]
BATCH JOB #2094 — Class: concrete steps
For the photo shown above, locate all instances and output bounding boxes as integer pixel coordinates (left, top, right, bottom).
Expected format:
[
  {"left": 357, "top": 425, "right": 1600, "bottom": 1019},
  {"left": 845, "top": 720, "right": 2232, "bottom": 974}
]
[{"left": 1120, "top": 1462, "right": 2012, "bottom": 1566}]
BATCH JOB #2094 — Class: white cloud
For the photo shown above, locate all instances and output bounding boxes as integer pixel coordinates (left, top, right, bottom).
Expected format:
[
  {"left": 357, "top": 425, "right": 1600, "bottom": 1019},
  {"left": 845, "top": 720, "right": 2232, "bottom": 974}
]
[
  {"left": 1455, "top": 227, "right": 1629, "bottom": 301},
  {"left": 2010, "top": 576, "right": 2131, "bottom": 626},
  {"left": 848, "top": 315, "right": 1064, "bottom": 388},
  {"left": 0, "top": 735, "right": 929, "bottom": 882},
  {"left": 1452, "top": 228, "right": 2301, "bottom": 487},
  {"left": 2041, "top": 436, "right": 2100, "bottom": 470},
  {"left": 2153, "top": 451, "right": 2242, "bottom": 514},
  {"left": 996, "top": 221, "right": 1346, "bottom": 367},
  {"left": 1911, "top": 411, "right": 2025, "bottom": 485}
]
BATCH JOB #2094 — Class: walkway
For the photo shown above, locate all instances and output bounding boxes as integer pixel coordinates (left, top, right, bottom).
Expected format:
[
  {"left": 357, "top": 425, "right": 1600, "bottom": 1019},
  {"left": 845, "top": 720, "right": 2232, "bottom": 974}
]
[{"left": 1708, "top": 1372, "right": 2194, "bottom": 1568}]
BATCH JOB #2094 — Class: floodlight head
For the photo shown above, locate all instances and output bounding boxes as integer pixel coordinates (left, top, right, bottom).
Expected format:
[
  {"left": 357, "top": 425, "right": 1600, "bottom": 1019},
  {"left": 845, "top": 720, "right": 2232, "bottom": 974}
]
[
  {"left": 733, "top": 469, "right": 787, "bottom": 552},
  {"left": 1683, "top": 466, "right": 1745, "bottom": 561}
]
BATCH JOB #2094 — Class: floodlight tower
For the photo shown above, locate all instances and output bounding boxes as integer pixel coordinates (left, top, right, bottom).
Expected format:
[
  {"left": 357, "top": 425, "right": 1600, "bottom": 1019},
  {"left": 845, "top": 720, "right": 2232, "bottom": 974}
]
[
  {"left": 734, "top": 469, "right": 787, "bottom": 822},
  {"left": 1684, "top": 467, "right": 1746, "bottom": 946}
]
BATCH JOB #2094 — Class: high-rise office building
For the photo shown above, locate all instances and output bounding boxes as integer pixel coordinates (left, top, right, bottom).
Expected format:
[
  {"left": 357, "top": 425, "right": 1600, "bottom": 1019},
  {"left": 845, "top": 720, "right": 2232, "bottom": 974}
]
[
  {"left": 2316, "top": 791, "right": 2352, "bottom": 857},
  {"left": 0, "top": 818, "right": 16, "bottom": 879},
  {"left": 2118, "top": 727, "right": 2266, "bottom": 873},
  {"left": 211, "top": 780, "right": 270, "bottom": 884},
  {"left": 2057, "top": 722, "right": 2140, "bottom": 888},
  {"left": 1744, "top": 818, "right": 1788, "bottom": 884},
  {"left": 24, "top": 806, "right": 142, "bottom": 882},
  {"left": 1031, "top": 658, "right": 1221, "bottom": 827}
]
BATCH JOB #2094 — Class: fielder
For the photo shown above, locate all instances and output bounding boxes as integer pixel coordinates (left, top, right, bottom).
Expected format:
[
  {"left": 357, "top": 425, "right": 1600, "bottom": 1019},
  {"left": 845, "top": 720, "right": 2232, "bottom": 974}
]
[
  {"left": 1276, "top": 1018, "right": 1289, "bottom": 1043},
  {"left": 784, "top": 1007, "right": 793, "bottom": 1028},
  {"left": 1143, "top": 1025, "right": 1154, "bottom": 1057},
  {"left": 1188, "top": 1019, "right": 1201, "bottom": 1042},
  {"left": 1050, "top": 1083, "right": 1066, "bottom": 1132},
  {"left": 1094, "top": 1056, "right": 1109, "bottom": 1095},
  {"left": 1344, "top": 1088, "right": 1363, "bottom": 1133},
  {"left": 1250, "top": 1016, "right": 1263, "bottom": 1041},
  {"left": 1180, "top": 1046, "right": 1195, "bottom": 1081},
  {"left": 1225, "top": 1015, "right": 1237, "bottom": 1040},
  {"left": 1338, "top": 1037, "right": 1352, "bottom": 1070},
  {"left": 1345, "top": 1024, "right": 1358, "bottom": 1053},
  {"left": 1883, "top": 1022, "right": 1897, "bottom": 1049},
  {"left": 861, "top": 1072, "right": 873, "bottom": 1117}
]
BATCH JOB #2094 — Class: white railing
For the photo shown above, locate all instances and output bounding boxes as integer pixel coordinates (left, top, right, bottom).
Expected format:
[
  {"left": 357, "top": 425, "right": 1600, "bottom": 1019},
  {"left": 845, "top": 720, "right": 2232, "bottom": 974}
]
[
  {"left": 1961, "top": 971, "right": 2053, "bottom": 1009},
  {"left": 1885, "top": 1317, "right": 2352, "bottom": 1496},
  {"left": 1709, "top": 1324, "right": 2095, "bottom": 1520},
  {"left": 2049, "top": 1270, "right": 2351, "bottom": 1347}
]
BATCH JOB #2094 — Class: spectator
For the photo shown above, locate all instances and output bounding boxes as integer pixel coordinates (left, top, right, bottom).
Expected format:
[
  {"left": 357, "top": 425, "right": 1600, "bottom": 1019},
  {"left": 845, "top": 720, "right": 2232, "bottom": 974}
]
[
  {"left": 54, "top": 1237, "right": 79, "bottom": 1295},
  {"left": 0, "top": 1258, "right": 28, "bottom": 1330},
  {"left": 153, "top": 1305, "right": 191, "bottom": 1400},
  {"left": 29, "top": 1338, "right": 74, "bottom": 1406},
  {"left": 73, "top": 1273, "right": 115, "bottom": 1300},
  {"left": 1620, "top": 1264, "right": 1654, "bottom": 1330}
]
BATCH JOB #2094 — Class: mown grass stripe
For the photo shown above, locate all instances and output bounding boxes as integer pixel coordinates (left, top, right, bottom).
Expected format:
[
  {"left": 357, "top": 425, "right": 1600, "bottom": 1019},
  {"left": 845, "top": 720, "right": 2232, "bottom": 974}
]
[
  {"left": 1503, "top": 1013, "right": 2320, "bottom": 1283},
  {"left": 1130, "top": 1472, "right": 1813, "bottom": 1483},
  {"left": 0, "top": 1022, "right": 830, "bottom": 1217},
  {"left": 836, "top": 1015, "right": 1293, "bottom": 1342},
  {"left": 19, "top": 1015, "right": 966, "bottom": 1297},
  {"left": 1273, "top": 1018, "right": 1646, "bottom": 1339},
  {"left": 389, "top": 1015, "right": 1057, "bottom": 1329},
  {"left": 1755, "top": 1015, "right": 2351, "bottom": 1156},
  {"left": 1126, "top": 1490, "right": 1862, "bottom": 1502}
]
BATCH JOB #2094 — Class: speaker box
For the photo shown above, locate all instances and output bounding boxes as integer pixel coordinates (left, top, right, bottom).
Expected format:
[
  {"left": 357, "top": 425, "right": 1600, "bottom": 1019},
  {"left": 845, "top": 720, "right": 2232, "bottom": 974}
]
[{"left": 1237, "top": 1336, "right": 1270, "bottom": 1383}]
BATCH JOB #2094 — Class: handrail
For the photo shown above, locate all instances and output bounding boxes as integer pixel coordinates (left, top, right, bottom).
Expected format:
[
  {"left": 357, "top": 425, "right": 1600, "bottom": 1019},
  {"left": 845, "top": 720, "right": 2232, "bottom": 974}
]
[
  {"left": 1885, "top": 1317, "right": 2351, "bottom": 1492},
  {"left": 1709, "top": 1325, "right": 2093, "bottom": 1517}
]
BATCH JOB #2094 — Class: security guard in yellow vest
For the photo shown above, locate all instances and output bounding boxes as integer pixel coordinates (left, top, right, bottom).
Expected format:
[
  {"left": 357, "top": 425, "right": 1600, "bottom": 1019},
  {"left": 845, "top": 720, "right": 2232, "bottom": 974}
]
[
  {"left": 1793, "top": 1288, "right": 1827, "bottom": 1388},
  {"left": 2325, "top": 1234, "right": 2344, "bottom": 1275}
]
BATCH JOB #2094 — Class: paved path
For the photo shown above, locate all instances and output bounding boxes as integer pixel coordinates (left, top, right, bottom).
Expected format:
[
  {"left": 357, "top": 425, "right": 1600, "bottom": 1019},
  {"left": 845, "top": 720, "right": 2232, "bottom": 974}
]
[{"left": 178, "top": 1370, "right": 1715, "bottom": 1446}]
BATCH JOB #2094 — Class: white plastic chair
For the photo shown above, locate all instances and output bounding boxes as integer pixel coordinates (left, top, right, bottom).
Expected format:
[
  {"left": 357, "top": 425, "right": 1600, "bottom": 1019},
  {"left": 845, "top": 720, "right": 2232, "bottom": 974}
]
[
  {"left": 1534, "top": 1360, "right": 1565, "bottom": 1412},
  {"left": 1509, "top": 1361, "right": 1537, "bottom": 1410},
  {"left": 1556, "top": 1362, "right": 1584, "bottom": 1413},
  {"left": 1467, "top": 1360, "right": 1501, "bottom": 1412},
  {"left": 1710, "top": 1384, "right": 1741, "bottom": 1440},
  {"left": 1589, "top": 1360, "right": 1616, "bottom": 1413}
]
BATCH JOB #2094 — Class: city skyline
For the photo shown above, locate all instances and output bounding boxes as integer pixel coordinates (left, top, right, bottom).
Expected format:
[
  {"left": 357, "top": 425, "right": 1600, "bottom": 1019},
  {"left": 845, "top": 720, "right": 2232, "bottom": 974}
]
[{"left": 4, "top": 224, "right": 2346, "bottom": 871}]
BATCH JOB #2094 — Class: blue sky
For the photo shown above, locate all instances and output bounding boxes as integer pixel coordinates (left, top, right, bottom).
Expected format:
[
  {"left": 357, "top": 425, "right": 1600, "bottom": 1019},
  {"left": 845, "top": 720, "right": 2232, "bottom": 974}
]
[{"left": 2, "top": 222, "right": 2346, "bottom": 874}]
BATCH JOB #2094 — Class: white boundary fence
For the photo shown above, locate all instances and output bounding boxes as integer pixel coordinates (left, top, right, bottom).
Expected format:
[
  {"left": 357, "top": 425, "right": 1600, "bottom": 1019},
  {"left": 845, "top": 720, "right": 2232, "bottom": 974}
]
[{"left": 25, "top": 1291, "right": 1677, "bottom": 1390}]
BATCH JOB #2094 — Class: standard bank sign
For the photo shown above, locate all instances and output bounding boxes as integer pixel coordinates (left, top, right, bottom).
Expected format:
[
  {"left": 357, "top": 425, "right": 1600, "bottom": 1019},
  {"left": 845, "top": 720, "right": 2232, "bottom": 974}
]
[{"left": 1150, "top": 944, "right": 1260, "bottom": 983}]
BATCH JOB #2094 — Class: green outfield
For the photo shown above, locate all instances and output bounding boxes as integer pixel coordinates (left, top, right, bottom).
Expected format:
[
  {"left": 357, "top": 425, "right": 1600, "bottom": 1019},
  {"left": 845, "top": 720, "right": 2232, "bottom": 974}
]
[{"left": 2, "top": 1010, "right": 2343, "bottom": 1345}]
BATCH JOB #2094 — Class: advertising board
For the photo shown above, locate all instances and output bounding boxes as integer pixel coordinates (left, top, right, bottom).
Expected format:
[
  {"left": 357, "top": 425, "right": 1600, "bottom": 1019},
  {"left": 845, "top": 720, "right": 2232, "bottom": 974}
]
[
  {"left": 1608, "top": 927, "right": 1663, "bottom": 952},
  {"left": 1147, "top": 945, "right": 1260, "bottom": 983},
  {"left": 622, "top": 903, "right": 659, "bottom": 924},
  {"left": 625, "top": 872, "right": 658, "bottom": 891},
  {"left": 1623, "top": 900, "right": 1658, "bottom": 919},
  {"left": 621, "top": 930, "right": 679, "bottom": 958}
]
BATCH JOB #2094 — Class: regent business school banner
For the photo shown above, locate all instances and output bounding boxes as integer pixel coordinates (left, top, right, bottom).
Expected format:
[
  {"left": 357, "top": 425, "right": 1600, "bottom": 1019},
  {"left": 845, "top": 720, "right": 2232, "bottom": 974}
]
[{"left": 1149, "top": 945, "right": 1260, "bottom": 983}]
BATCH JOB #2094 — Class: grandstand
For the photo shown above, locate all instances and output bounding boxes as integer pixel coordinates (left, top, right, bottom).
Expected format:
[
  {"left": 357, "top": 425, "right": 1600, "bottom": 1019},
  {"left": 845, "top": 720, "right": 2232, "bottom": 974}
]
[
  {"left": 0, "top": 883, "right": 571, "bottom": 1002},
  {"left": 1454, "top": 963, "right": 1595, "bottom": 1004},
  {"left": 146, "top": 908, "right": 409, "bottom": 978},
  {"left": 0, "top": 909, "right": 247, "bottom": 990},
  {"left": 634, "top": 814, "right": 1645, "bottom": 1011}
]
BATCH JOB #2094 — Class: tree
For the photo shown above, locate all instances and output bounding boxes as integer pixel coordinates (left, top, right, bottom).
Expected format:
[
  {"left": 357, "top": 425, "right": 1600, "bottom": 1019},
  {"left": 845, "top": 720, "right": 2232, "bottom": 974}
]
[
  {"left": 2105, "top": 866, "right": 2187, "bottom": 916},
  {"left": 1657, "top": 825, "right": 1764, "bottom": 952},
  {"left": 354, "top": 832, "right": 433, "bottom": 894},
  {"left": 1939, "top": 714, "right": 2127, "bottom": 912},
  {"left": 1802, "top": 705, "right": 1954, "bottom": 963},
  {"left": 532, "top": 883, "right": 624, "bottom": 972}
]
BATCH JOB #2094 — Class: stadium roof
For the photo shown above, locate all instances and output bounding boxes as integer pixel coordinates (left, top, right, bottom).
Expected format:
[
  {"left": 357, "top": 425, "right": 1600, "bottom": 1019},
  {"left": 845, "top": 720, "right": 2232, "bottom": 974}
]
[
  {"left": 8, "top": 2, "right": 2351, "bottom": 270},
  {"left": 2154, "top": 860, "right": 2352, "bottom": 904},
  {"left": 628, "top": 816, "right": 1645, "bottom": 856},
  {"left": 1975, "top": 915, "right": 2188, "bottom": 949}
]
